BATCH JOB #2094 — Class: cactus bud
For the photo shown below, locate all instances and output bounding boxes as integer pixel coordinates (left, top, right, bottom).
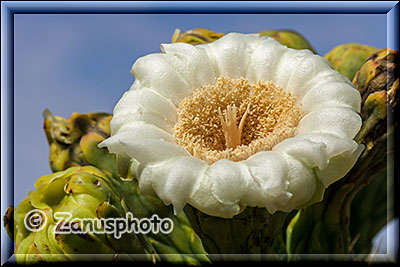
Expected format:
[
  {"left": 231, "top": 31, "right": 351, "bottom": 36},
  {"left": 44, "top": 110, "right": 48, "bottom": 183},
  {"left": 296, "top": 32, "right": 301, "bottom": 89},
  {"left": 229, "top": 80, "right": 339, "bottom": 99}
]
[
  {"left": 43, "top": 110, "right": 116, "bottom": 177},
  {"left": 325, "top": 43, "right": 378, "bottom": 81},
  {"left": 259, "top": 30, "right": 316, "bottom": 53},
  {"left": 171, "top": 28, "right": 225, "bottom": 45}
]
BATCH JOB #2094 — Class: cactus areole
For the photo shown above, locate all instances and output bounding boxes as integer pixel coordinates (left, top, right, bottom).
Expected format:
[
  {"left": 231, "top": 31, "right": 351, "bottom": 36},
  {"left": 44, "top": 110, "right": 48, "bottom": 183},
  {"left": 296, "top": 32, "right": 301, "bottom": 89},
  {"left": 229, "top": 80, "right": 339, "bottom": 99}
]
[{"left": 100, "top": 33, "right": 364, "bottom": 218}]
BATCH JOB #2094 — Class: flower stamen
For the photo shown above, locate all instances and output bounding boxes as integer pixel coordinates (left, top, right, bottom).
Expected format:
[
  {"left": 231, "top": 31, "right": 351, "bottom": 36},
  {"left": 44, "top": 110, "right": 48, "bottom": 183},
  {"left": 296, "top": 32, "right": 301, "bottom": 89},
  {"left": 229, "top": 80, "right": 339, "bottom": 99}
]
[
  {"left": 218, "top": 103, "right": 251, "bottom": 149},
  {"left": 173, "top": 76, "right": 303, "bottom": 164}
]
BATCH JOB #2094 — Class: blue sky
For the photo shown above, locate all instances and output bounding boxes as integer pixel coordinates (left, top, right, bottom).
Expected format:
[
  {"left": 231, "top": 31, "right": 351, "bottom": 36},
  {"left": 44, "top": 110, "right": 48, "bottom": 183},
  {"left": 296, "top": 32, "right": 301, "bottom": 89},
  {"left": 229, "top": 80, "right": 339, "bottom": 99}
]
[{"left": 8, "top": 13, "right": 393, "bottom": 256}]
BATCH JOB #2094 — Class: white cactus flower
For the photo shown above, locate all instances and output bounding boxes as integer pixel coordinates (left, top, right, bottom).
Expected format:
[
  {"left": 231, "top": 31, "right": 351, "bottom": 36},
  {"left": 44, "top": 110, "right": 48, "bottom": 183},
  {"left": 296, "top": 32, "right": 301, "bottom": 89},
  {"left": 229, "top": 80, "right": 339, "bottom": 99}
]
[{"left": 99, "top": 33, "right": 364, "bottom": 218}]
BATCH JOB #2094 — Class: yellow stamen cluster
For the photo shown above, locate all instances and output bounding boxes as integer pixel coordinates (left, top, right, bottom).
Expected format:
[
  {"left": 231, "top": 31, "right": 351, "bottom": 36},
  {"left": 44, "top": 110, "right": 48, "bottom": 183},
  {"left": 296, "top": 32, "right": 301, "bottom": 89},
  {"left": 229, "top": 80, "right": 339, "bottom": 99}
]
[{"left": 173, "top": 76, "right": 303, "bottom": 164}]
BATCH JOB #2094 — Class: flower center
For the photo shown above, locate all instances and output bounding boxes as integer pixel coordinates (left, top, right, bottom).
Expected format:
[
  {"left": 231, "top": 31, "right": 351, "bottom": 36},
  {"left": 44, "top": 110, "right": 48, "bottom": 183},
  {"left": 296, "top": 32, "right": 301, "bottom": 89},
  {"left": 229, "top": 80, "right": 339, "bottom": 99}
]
[
  {"left": 218, "top": 103, "right": 251, "bottom": 149},
  {"left": 173, "top": 76, "right": 303, "bottom": 164}
]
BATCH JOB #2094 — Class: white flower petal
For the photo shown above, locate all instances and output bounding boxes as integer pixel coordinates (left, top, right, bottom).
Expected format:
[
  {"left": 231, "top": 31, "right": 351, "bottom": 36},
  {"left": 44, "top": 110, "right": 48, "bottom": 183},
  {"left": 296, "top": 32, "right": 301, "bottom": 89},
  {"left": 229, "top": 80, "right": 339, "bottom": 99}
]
[
  {"left": 113, "top": 87, "right": 177, "bottom": 125},
  {"left": 204, "top": 33, "right": 260, "bottom": 78},
  {"left": 131, "top": 54, "right": 193, "bottom": 105},
  {"left": 189, "top": 159, "right": 250, "bottom": 218},
  {"left": 160, "top": 42, "right": 218, "bottom": 88},
  {"left": 274, "top": 155, "right": 317, "bottom": 212},
  {"left": 299, "top": 68, "right": 353, "bottom": 97},
  {"left": 242, "top": 151, "right": 291, "bottom": 213},
  {"left": 316, "top": 144, "right": 364, "bottom": 187},
  {"left": 110, "top": 112, "right": 174, "bottom": 135},
  {"left": 98, "top": 135, "right": 128, "bottom": 158},
  {"left": 100, "top": 133, "right": 190, "bottom": 165},
  {"left": 122, "top": 138, "right": 190, "bottom": 165},
  {"left": 246, "top": 37, "right": 287, "bottom": 82},
  {"left": 139, "top": 156, "right": 208, "bottom": 215},
  {"left": 301, "top": 81, "right": 361, "bottom": 113},
  {"left": 100, "top": 33, "right": 364, "bottom": 218},
  {"left": 285, "top": 54, "right": 333, "bottom": 99},
  {"left": 297, "top": 132, "right": 359, "bottom": 158},
  {"left": 297, "top": 107, "right": 362, "bottom": 139},
  {"left": 99, "top": 123, "right": 176, "bottom": 161},
  {"left": 209, "top": 160, "right": 250, "bottom": 206},
  {"left": 112, "top": 122, "right": 175, "bottom": 142},
  {"left": 189, "top": 174, "right": 240, "bottom": 218},
  {"left": 296, "top": 178, "right": 326, "bottom": 209},
  {"left": 274, "top": 48, "right": 314, "bottom": 90},
  {"left": 273, "top": 137, "right": 329, "bottom": 170}
]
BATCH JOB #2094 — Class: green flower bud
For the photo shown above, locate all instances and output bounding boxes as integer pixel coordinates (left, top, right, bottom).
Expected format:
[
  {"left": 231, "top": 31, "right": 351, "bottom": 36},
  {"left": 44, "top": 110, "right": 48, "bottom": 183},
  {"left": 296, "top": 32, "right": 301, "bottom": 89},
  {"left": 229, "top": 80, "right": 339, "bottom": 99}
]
[
  {"left": 259, "top": 30, "right": 316, "bottom": 53},
  {"left": 325, "top": 43, "right": 378, "bottom": 81},
  {"left": 43, "top": 110, "right": 117, "bottom": 177},
  {"left": 171, "top": 28, "right": 225, "bottom": 45}
]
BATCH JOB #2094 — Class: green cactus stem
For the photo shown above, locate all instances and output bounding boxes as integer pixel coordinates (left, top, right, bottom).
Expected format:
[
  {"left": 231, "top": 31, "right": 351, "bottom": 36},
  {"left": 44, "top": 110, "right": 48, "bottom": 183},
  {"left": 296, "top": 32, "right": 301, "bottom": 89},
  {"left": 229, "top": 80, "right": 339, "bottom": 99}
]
[{"left": 184, "top": 205, "right": 288, "bottom": 261}]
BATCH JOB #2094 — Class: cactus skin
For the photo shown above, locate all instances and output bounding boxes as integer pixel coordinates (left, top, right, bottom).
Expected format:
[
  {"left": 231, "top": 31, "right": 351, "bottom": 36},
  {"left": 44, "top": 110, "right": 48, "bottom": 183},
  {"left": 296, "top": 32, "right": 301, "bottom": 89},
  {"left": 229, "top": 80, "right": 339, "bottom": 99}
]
[
  {"left": 259, "top": 30, "right": 316, "bottom": 53},
  {"left": 349, "top": 165, "right": 393, "bottom": 254},
  {"left": 286, "top": 48, "right": 398, "bottom": 259},
  {"left": 120, "top": 176, "right": 209, "bottom": 265},
  {"left": 325, "top": 43, "right": 378, "bottom": 81},
  {"left": 5, "top": 111, "right": 209, "bottom": 264},
  {"left": 184, "top": 205, "right": 288, "bottom": 261},
  {"left": 349, "top": 49, "right": 398, "bottom": 254}
]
